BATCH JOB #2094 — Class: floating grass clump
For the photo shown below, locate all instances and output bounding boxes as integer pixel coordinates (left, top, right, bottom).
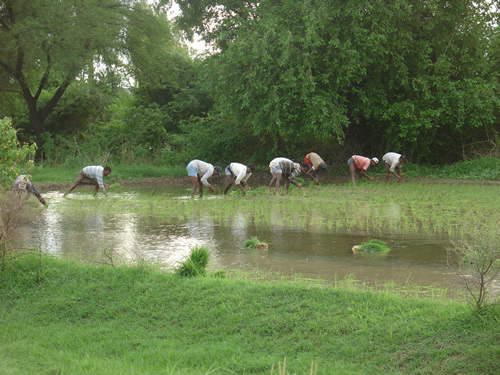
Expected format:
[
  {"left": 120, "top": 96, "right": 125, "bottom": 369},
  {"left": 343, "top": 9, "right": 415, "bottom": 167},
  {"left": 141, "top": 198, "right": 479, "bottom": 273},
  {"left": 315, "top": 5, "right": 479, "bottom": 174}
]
[
  {"left": 352, "top": 239, "right": 390, "bottom": 254},
  {"left": 243, "top": 237, "right": 269, "bottom": 250},
  {"left": 175, "top": 246, "right": 210, "bottom": 277}
]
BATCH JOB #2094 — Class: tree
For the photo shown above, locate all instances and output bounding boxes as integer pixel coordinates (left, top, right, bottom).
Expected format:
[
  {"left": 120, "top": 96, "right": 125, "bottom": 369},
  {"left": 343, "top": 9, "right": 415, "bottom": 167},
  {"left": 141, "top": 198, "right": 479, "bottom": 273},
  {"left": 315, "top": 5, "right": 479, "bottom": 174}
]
[
  {"left": 0, "top": 0, "right": 176, "bottom": 155},
  {"left": 170, "top": 0, "right": 499, "bottom": 162}
]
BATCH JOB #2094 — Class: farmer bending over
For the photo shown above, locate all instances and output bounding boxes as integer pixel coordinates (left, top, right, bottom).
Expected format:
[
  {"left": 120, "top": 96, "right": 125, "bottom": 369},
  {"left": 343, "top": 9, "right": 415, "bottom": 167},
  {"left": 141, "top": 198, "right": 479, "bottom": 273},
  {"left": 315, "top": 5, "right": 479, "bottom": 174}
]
[
  {"left": 347, "top": 155, "right": 378, "bottom": 185},
  {"left": 224, "top": 162, "right": 255, "bottom": 196},
  {"left": 187, "top": 159, "right": 221, "bottom": 198},
  {"left": 64, "top": 166, "right": 111, "bottom": 197},
  {"left": 383, "top": 152, "right": 407, "bottom": 183},
  {"left": 268, "top": 157, "right": 308, "bottom": 194},
  {"left": 303, "top": 152, "right": 328, "bottom": 185},
  {"left": 12, "top": 175, "right": 47, "bottom": 206}
]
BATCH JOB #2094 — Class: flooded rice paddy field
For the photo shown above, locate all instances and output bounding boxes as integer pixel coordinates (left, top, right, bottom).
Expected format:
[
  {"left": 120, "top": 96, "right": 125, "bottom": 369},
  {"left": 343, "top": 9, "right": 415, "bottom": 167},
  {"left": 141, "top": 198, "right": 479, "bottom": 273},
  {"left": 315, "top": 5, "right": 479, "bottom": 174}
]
[{"left": 23, "top": 182, "right": 500, "bottom": 297}]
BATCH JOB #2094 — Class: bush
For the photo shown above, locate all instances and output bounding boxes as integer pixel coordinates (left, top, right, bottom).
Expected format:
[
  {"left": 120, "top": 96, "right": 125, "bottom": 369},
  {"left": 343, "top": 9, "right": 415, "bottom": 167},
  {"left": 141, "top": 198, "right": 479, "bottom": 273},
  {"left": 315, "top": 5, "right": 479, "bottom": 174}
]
[
  {"left": 0, "top": 117, "right": 36, "bottom": 189},
  {"left": 448, "top": 223, "right": 500, "bottom": 312},
  {"left": 175, "top": 246, "right": 210, "bottom": 277}
]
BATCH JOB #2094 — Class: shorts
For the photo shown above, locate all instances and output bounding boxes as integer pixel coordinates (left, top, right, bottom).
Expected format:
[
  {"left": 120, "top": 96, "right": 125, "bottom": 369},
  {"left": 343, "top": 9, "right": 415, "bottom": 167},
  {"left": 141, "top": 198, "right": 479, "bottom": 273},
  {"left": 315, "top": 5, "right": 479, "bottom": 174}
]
[
  {"left": 347, "top": 157, "right": 354, "bottom": 166},
  {"left": 186, "top": 162, "right": 198, "bottom": 177},
  {"left": 225, "top": 165, "right": 233, "bottom": 177}
]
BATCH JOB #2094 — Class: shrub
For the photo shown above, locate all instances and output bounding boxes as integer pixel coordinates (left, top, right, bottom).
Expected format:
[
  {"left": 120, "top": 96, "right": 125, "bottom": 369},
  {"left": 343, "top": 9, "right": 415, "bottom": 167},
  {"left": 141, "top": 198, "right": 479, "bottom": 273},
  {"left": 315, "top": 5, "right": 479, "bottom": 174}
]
[
  {"left": 0, "top": 117, "right": 36, "bottom": 189},
  {"left": 175, "top": 246, "right": 210, "bottom": 277},
  {"left": 448, "top": 223, "right": 499, "bottom": 312}
]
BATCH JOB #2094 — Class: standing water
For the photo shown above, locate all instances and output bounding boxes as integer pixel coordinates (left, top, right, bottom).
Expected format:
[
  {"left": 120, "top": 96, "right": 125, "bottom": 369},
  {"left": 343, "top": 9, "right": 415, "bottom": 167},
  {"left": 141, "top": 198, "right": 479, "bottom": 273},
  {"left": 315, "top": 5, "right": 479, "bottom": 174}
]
[{"left": 19, "top": 188, "right": 477, "bottom": 297}]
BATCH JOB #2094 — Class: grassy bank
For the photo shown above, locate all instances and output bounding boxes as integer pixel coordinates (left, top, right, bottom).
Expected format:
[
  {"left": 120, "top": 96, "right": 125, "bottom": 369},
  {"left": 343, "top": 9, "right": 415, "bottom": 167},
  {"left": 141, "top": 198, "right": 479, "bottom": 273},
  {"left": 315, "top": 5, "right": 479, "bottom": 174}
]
[{"left": 0, "top": 254, "right": 498, "bottom": 375}]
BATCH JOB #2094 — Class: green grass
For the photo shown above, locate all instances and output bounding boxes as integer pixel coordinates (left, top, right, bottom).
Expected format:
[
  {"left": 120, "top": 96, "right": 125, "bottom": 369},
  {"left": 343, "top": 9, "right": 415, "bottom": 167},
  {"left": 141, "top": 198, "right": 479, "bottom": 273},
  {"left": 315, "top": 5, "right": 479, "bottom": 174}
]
[
  {"left": 243, "top": 237, "right": 261, "bottom": 248},
  {"left": 0, "top": 254, "right": 498, "bottom": 375},
  {"left": 175, "top": 246, "right": 211, "bottom": 277},
  {"left": 354, "top": 239, "right": 391, "bottom": 253}
]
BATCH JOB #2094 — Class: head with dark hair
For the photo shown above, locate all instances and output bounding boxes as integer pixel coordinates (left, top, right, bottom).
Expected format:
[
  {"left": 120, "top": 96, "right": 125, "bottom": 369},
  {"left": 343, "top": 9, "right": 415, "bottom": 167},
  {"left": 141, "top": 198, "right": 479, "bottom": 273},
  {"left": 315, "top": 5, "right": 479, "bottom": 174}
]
[
  {"left": 103, "top": 166, "right": 112, "bottom": 176},
  {"left": 400, "top": 155, "right": 407, "bottom": 163},
  {"left": 247, "top": 163, "right": 256, "bottom": 172}
]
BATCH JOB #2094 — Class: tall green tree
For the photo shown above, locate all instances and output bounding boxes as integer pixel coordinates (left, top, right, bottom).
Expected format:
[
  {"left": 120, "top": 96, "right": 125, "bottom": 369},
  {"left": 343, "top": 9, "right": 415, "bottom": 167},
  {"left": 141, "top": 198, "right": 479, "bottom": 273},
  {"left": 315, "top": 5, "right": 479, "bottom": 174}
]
[
  {"left": 171, "top": 0, "right": 499, "bottom": 162},
  {"left": 0, "top": 0, "right": 176, "bottom": 154}
]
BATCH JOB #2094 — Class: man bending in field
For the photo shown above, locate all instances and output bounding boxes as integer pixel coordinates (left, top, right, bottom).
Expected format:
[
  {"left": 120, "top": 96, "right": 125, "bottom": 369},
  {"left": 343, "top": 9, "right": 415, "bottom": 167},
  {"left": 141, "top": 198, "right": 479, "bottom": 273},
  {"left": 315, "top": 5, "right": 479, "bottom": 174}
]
[
  {"left": 12, "top": 175, "right": 47, "bottom": 206},
  {"left": 224, "top": 162, "right": 255, "bottom": 196},
  {"left": 303, "top": 152, "right": 328, "bottom": 184},
  {"left": 347, "top": 155, "right": 378, "bottom": 185},
  {"left": 383, "top": 152, "right": 407, "bottom": 183},
  {"left": 64, "top": 166, "right": 112, "bottom": 197},
  {"left": 186, "top": 159, "right": 221, "bottom": 198},
  {"left": 268, "top": 157, "right": 308, "bottom": 194}
]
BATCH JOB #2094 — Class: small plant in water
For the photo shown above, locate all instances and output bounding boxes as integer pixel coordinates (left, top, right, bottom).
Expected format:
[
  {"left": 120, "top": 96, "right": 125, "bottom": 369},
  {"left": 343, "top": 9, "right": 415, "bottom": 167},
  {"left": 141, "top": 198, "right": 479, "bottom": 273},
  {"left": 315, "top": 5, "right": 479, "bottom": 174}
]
[
  {"left": 352, "top": 239, "right": 390, "bottom": 254},
  {"left": 244, "top": 237, "right": 269, "bottom": 250},
  {"left": 175, "top": 246, "right": 210, "bottom": 277}
]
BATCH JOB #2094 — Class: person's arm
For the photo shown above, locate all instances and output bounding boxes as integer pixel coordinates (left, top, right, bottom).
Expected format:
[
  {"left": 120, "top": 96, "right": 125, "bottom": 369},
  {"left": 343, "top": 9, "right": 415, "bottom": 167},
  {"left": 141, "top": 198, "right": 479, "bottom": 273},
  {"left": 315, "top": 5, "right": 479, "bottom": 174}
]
[
  {"left": 34, "top": 193, "right": 47, "bottom": 206},
  {"left": 95, "top": 170, "right": 108, "bottom": 195},
  {"left": 358, "top": 169, "right": 373, "bottom": 180},
  {"left": 200, "top": 169, "right": 214, "bottom": 191}
]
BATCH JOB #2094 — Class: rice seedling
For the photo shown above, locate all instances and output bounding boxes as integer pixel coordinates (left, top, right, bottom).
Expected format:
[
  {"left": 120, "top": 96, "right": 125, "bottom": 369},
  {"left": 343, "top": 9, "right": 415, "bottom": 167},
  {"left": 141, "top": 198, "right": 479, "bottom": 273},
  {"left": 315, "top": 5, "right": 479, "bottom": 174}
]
[
  {"left": 352, "top": 239, "right": 390, "bottom": 254},
  {"left": 175, "top": 246, "right": 211, "bottom": 277},
  {"left": 243, "top": 237, "right": 269, "bottom": 250}
]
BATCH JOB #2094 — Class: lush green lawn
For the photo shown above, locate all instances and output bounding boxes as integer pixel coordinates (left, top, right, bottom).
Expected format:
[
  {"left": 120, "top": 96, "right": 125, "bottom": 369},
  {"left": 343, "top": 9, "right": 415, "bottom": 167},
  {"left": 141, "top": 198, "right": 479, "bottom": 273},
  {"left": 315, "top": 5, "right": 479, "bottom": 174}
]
[{"left": 0, "top": 254, "right": 498, "bottom": 375}]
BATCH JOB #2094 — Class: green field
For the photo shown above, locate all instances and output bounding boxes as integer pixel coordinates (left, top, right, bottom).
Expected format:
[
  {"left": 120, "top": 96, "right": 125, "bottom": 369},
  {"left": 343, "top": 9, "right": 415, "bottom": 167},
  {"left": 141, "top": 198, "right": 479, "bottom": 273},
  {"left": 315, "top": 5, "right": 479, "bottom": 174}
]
[{"left": 0, "top": 254, "right": 498, "bottom": 375}]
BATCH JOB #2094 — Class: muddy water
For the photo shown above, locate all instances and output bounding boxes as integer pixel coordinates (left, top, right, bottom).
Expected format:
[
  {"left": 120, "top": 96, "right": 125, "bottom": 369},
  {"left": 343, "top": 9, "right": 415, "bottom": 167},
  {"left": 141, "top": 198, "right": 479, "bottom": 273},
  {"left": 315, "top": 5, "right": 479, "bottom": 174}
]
[{"left": 24, "top": 190, "right": 474, "bottom": 296}]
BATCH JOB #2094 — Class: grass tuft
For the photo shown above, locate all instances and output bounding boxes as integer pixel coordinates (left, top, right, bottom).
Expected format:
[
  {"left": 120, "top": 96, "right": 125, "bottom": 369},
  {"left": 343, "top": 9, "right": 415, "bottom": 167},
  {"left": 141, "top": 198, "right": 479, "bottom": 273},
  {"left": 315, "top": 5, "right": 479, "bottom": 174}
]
[
  {"left": 352, "top": 239, "right": 390, "bottom": 254},
  {"left": 175, "top": 246, "right": 210, "bottom": 277}
]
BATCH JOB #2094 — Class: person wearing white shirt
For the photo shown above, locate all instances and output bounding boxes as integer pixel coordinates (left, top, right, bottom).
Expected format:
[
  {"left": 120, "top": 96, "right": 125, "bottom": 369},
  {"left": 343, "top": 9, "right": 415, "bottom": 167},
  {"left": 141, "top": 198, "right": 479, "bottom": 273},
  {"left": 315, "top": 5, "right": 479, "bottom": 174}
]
[
  {"left": 186, "top": 159, "right": 222, "bottom": 198},
  {"left": 223, "top": 162, "right": 255, "bottom": 196},
  {"left": 64, "top": 166, "right": 111, "bottom": 197},
  {"left": 382, "top": 152, "right": 407, "bottom": 183}
]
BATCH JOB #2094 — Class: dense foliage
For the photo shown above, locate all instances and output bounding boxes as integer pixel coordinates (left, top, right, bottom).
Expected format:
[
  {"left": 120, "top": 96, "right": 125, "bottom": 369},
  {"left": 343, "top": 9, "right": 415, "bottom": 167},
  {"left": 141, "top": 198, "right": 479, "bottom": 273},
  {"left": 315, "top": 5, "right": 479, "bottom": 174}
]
[
  {"left": 0, "top": 117, "right": 36, "bottom": 188},
  {"left": 1, "top": 0, "right": 498, "bottom": 166},
  {"left": 175, "top": 0, "right": 499, "bottom": 163}
]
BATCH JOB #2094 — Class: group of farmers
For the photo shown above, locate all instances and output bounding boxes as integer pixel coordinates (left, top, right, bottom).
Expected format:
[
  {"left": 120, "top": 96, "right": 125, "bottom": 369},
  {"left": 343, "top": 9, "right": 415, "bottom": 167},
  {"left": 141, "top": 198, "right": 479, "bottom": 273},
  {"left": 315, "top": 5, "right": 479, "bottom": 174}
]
[{"left": 12, "top": 152, "right": 407, "bottom": 204}]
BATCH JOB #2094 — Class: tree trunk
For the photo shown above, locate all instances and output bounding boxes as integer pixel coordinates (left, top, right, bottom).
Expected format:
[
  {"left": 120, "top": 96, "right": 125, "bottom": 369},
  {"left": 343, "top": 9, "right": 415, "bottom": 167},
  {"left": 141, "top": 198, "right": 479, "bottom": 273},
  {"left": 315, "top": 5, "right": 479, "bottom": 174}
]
[{"left": 23, "top": 92, "right": 45, "bottom": 158}]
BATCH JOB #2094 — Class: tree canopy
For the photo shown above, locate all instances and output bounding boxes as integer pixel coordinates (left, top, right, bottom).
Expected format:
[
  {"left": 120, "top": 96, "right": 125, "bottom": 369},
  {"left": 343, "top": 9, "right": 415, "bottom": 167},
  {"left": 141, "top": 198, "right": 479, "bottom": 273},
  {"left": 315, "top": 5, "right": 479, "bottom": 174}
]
[
  {"left": 0, "top": 0, "right": 179, "bottom": 154},
  {"left": 171, "top": 0, "right": 499, "bottom": 162}
]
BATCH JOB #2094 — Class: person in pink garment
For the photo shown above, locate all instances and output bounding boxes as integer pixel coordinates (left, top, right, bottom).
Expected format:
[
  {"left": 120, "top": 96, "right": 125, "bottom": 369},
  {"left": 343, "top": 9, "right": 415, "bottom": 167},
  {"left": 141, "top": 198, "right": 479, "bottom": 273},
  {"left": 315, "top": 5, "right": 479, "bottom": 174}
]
[{"left": 347, "top": 155, "right": 379, "bottom": 185}]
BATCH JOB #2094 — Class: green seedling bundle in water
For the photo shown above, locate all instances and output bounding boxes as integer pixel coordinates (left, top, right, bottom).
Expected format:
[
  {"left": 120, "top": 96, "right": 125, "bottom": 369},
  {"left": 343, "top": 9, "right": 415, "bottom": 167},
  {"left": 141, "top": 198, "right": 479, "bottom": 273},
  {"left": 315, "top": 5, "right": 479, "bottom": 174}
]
[
  {"left": 243, "top": 237, "right": 269, "bottom": 250},
  {"left": 55, "top": 182, "right": 499, "bottom": 238},
  {"left": 352, "top": 239, "right": 391, "bottom": 254}
]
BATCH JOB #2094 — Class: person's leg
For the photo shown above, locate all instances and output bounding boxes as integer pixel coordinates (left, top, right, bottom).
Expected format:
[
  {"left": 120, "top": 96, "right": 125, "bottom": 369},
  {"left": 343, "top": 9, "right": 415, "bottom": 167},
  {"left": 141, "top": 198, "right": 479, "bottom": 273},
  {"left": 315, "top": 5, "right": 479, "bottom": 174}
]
[
  {"left": 64, "top": 170, "right": 85, "bottom": 196},
  {"left": 268, "top": 174, "right": 277, "bottom": 193},
  {"left": 198, "top": 177, "right": 204, "bottom": 198},
  {"left": 347, "top": 157, "right": 356, "bottom": 185},
  {"left": 92, "top": 180, "right": 100, "bottom": 196},
  {"left": 189, "top": 176, "right": 199, "bottom": 198},
  {"left": 349, "top": 164, "right": 356, "bottom": 185},
  {"left": 385, "top": 163, "right": 390, "bottom": 182},
  {"left": 224, "top": 166, "right": 234, "bottom": 195},
  {"left": 224, "top": 176, "right": 234, "bottom": 195}
]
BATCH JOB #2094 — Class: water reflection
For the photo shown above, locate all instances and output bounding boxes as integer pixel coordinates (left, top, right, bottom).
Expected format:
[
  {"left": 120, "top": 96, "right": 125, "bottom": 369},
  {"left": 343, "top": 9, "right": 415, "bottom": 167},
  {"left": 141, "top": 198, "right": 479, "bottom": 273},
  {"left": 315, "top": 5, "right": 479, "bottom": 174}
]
[{"left": 21, "top": 191, "right": 493, "bottom": 296}]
